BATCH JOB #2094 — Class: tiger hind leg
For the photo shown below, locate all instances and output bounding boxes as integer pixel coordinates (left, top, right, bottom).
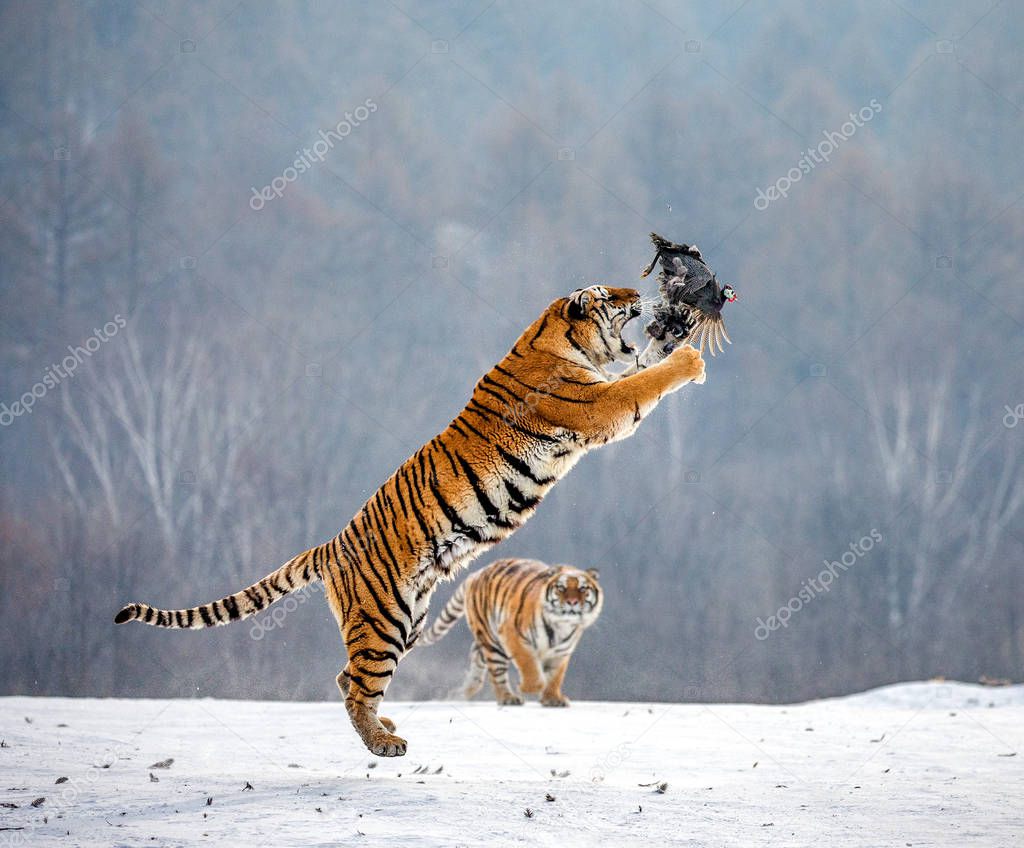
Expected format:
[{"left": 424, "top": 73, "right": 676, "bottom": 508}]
[
  {"left": 482, "top": 648, "right": 523, "bottom": 706},
  {"left": 458, "top": 646, "right": 487, "bottom": 700},
  {"left": 337, "top": 665, "right": 396, "bottom": 732},
  {"left": 339, "top": 627, "right": 407, "bottom": 757}
]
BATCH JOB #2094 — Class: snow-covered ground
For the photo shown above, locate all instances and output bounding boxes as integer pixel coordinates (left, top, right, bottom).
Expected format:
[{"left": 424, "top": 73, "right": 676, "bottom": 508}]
[{"left": 1, "top": 682, "right": 1021, "bottom": 847}]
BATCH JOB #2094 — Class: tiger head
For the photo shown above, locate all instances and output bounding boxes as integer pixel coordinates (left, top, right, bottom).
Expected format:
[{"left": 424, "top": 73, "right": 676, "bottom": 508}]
[
  {"left": 543, "top": 566, "right": 603, "bottom": 623},
  {"left": 549, "top": 285, "right": 643, "bottom": 368}
]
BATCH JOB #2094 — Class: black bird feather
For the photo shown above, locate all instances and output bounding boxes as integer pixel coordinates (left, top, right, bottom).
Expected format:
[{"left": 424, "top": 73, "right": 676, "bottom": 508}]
[{"left": 641, "top": 233, "right": 736, "bottom": 356}]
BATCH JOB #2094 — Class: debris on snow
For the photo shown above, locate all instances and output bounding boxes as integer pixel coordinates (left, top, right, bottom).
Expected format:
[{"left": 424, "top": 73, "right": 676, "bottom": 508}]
[{"left": 2, "top": 682, "right": 1022, "bottom": 845}]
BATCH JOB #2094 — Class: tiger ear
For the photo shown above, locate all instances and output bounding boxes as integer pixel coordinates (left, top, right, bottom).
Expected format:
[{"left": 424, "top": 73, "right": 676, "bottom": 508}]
[
  {"left": 567, "top": 289, "right": 592, "bottom": 320},
  {"left": 586, "top": 568, "right": 600, "bottom": 580}
]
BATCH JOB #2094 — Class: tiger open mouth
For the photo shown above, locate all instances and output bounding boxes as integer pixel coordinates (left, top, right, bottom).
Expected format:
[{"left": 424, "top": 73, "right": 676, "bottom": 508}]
[{"left": 615, "top": 307, "right": 642, "bottom": 356}]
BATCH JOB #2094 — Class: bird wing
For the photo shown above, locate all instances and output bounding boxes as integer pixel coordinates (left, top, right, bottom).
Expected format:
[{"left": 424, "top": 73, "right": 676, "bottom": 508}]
[
  {"left": 676, "top": 269, "right": 714, "bottom": 299},
  {"left": 665, "top": 255, "right": 688, "bottom": 279}
]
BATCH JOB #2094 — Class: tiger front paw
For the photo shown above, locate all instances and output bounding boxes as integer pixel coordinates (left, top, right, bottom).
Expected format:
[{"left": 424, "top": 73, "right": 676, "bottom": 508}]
[
  {"left": 497, "top": 692, "right": 525, "bottom": 706},
  {"left": 667, "top": 344, "right": 705, "bottom": 384},
  {"left": 541, "top": 693, "right": 570, "bottom": 707},
  {"left": 519, "top": 678, "right": 544, "bottom": 695}
]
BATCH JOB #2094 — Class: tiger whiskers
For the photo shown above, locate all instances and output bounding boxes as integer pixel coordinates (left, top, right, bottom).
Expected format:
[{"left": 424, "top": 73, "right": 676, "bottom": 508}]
[{"left": 637, "top": 296, "right": 660, "bottom": 317}]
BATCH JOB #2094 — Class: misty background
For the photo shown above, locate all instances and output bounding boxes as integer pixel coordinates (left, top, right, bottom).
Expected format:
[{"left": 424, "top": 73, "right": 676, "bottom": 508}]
[{"left": 1, "top": 1, "right": 1022, "bottom": 706}]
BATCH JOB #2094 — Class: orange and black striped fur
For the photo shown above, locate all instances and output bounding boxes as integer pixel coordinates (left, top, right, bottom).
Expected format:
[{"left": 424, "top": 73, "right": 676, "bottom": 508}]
[
  {"left": 419, "top": 558, "right": 602, "bottom": 707},
  {"left": 114, "top": 285, "right": 706, "bottom": 756}
]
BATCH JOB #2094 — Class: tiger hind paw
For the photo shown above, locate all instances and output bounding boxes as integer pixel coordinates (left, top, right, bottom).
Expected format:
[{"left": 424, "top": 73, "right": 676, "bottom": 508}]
[{"left": 368, "top": 729, "right": 407, "bottom": 757}]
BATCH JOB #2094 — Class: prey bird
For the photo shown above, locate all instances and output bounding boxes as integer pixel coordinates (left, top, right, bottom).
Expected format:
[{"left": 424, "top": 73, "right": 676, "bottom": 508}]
[{"left": 641, "top": 232, "right": 737, "bottom": 355}]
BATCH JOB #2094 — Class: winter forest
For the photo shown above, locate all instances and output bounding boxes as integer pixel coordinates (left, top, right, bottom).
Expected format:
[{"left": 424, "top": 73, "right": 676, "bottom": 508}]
[{"left": 1, "top": 0, "right": 1022, "bottom": 708}]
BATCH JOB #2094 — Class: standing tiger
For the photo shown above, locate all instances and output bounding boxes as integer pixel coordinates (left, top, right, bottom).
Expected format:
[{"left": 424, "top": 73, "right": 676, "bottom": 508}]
[
  {"left": 418, "top": 558, "right": 603, "bottom": 707},
  {"left": 114, "top": 285, "right": 706, "bottom": 757}
]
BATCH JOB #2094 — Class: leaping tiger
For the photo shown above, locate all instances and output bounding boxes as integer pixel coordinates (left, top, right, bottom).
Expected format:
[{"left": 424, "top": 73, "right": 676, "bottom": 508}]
[
  {"left": 114, "top": 284, "right": 706, "bottom": 757},
  {"left": 418, "top": 557, "right": 603, "bottom": 707}
]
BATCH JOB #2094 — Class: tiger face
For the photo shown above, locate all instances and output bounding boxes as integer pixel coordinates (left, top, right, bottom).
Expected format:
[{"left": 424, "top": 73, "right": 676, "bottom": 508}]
[
  {"left": 544, "top": 566, "right": 603, "bottom": 622},
  {"left": 559, "top": 285, "right": 643, "bottom": 367}
]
